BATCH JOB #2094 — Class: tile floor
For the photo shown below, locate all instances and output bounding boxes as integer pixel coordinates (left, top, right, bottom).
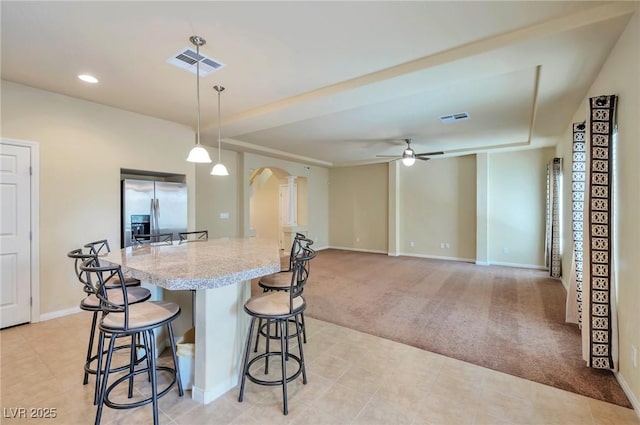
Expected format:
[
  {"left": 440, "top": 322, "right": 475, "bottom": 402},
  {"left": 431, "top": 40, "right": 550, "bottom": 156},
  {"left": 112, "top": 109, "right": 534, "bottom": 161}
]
[{"left": 1, "top": 312, "right": 638, "bottom": 425}]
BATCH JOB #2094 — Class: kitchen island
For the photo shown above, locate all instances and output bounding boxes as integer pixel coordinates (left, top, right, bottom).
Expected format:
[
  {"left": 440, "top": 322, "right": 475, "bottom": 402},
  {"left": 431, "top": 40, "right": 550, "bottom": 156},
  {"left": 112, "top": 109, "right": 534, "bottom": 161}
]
[{"left": 102, "top": 237, "right": 280, "bottom": 404}]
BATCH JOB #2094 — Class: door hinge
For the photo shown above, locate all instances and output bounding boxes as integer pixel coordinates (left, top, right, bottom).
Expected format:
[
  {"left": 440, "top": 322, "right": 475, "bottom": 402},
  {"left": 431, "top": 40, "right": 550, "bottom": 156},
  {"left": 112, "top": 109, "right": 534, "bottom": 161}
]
[
  {"left": 30, "top": 296, "right": 33, "bottom": 306},
  {"left": 29, "top": 166, "right": 33, "bottom": 176},
  {"left": 29, "top": 231, "right": 32, "bottom": 241}
]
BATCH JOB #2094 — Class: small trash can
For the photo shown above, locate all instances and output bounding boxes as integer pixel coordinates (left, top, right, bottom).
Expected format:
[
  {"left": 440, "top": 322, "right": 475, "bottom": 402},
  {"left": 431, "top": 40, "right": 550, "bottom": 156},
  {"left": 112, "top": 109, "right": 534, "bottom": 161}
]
[{"left": 176, "top": 327, "right": 195, "bottom": 390}]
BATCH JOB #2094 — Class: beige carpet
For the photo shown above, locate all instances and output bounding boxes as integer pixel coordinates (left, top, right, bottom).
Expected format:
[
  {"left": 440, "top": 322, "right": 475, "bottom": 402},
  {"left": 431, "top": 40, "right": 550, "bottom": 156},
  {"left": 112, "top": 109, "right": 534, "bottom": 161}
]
[{"left": 301, "top": 249, "right": 631, "bottom": 408}]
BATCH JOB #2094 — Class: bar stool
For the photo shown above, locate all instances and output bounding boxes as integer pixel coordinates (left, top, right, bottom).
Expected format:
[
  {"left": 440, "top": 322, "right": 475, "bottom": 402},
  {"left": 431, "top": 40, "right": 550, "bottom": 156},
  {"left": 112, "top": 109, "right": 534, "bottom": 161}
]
[
  {"left": 84, "top": 240, "right": 141, "bottom": 288},
  {"left": 178, "top": 230, "right": 208, "bottom": 242},
  {"left": 81, "top": 260, "right": 184, "bottom": 425},
  {"left": 67, "top": 248, "right": 151, "bottom": 403},
  {"left": 238, "top": 246, "right": 316, "bottom": 415},
  {"left": 254, "top": 234, "right": 314, "bottom": 351},
  {"left": 132, "top": 233, "right": 173, "bottom": 245}
]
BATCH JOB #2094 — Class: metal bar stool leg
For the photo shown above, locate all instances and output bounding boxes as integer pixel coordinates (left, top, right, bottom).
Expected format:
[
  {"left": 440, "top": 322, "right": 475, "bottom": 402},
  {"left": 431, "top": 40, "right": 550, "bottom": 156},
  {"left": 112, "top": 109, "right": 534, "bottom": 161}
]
[
  {"left": 264, "top": 319, "right": 271, "bottom": 375},
  {"left": 93, "top": 331, "right": 106, "bottom": 405},
  {"left": 166, "top": 323, "right": 184, "bottom": 396},
  {"left": 95, "top": 334, "right": 117, "bottom": 425},
  {"left": 295, "top": 314, "right": 307, "bottom": 384},
  {"left": 300, "top": 312, "right": 307, "bottom": 344},
  {"left": 148, "top": 329, "right": 159, "bottom": 425},
  {"left": 84, "top": 311, "right": 99, "bottom": 385},
  {"left": 253, "top": 318, "right": 263, "bottom": 353},
  {"left": 238, "top": 318, "right": 257, "bottom": 402},
  {"left": 279, "top": 319, "right": 288, "bottom": 415},
  {"left": 128, "top": 334, "right": 136, "bottom": 398}
]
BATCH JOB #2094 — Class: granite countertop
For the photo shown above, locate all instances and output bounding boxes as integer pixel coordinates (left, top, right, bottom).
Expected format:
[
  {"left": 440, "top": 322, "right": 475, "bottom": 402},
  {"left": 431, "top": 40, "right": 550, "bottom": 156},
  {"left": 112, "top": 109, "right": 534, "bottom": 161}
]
[{"left": 101, "top": 238, "right": 280, "bottom": 290}]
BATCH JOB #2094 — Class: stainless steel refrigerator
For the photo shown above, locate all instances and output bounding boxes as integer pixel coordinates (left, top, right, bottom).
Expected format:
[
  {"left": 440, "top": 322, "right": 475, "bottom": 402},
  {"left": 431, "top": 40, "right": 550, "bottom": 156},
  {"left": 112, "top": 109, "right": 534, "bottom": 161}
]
[{"left": 121, "top": 179, "right": 188, "bottom": 248}]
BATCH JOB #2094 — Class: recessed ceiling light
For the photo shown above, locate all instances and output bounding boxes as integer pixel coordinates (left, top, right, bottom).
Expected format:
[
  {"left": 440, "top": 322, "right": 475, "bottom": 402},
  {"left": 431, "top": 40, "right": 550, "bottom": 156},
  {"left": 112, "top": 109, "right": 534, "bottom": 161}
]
[{"left": 78, "top": 74, "right": 99, "bottom": 84}]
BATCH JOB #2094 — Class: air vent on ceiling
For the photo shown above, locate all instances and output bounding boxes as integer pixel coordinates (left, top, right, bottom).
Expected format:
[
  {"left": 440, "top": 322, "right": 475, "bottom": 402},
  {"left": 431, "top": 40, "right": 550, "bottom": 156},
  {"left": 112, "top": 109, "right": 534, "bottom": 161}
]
[
  {"left": 439, "top": 112, "right": 470, "bottom": 123},
  {"left": 167, "top": 48, "right": 225, "bottom": 76}
]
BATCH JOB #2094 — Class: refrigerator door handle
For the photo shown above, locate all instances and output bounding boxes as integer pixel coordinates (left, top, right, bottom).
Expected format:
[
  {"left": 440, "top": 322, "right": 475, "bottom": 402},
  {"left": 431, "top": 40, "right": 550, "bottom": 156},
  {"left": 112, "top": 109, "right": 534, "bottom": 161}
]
[
  {"left": 150, "top": 198, "right": 156, "bottom": 234},
  {"left": 154, "top": 198, "right": 160, "bottom": 233}
]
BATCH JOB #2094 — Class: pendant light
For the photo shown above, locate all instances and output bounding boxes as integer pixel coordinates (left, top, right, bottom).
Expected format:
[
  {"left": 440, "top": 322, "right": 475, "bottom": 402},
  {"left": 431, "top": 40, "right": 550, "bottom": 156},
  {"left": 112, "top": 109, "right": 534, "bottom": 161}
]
[
  {"left": 210, "top": 85, "right": 229, "bottom": 176},
  {"left": 186, "top": 36, "right": 212, "bottom": 163}
]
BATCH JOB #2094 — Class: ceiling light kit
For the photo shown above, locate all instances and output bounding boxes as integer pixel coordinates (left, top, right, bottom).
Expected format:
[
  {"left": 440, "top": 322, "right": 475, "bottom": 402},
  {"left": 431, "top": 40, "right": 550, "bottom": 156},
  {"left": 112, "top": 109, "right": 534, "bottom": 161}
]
[
  {"left": 78, "top": 74, "right": 98, "bottom": 84},
  {"left": 376, "top": 139, "right": 444, "bottom": 166},
  {"left": 210, "top": 85, "right": 229, "bottom": 176},
  {"left": 186, "top": 35, "right": 213, "bottom": 164}
]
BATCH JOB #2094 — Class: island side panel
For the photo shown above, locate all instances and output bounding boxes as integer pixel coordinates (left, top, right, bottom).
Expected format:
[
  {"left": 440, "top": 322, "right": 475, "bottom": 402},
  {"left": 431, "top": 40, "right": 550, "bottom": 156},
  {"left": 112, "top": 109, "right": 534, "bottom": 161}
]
[{"left": 192, "top": 280, "right": 252, "bottom": 404}]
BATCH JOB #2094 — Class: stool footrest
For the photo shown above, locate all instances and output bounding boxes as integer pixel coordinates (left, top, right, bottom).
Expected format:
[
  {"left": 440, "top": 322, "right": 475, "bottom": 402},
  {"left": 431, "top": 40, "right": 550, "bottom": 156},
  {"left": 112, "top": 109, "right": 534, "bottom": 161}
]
[
  {"left": 104, "top": 366, "right": 178, "bottom": 410},
  {"left": 84, "top": 341, "right": 147, "bottom": 378},
  {"left": 245, "top": 352, "right": 303, "bottom": 386},
  {"left": 258, "top": 318, "right": 304, "bottom": 341}
]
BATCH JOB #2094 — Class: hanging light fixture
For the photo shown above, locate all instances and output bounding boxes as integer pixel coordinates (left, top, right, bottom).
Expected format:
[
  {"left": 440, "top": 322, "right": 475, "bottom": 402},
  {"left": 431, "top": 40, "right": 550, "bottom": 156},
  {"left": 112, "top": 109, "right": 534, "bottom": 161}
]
[
  {"left": 186, "top": 35, "right": 212, "bottom": 163},
  {"left": 210, "top": 85, "right": 229, "bottom": 176}
]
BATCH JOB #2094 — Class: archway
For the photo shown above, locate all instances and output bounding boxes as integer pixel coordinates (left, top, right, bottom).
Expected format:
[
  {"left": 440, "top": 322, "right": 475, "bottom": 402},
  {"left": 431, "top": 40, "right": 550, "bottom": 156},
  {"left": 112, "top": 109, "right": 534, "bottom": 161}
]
[{"left": 249, "top": 166, "right": 308, "bottom": 250}]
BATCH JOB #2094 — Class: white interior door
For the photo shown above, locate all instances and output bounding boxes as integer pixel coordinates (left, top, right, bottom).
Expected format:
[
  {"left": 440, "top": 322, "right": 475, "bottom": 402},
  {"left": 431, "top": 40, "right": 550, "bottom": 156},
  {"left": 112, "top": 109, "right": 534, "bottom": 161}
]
[{"left": 0, "top": 143, "right": 32, "bottom": 328}]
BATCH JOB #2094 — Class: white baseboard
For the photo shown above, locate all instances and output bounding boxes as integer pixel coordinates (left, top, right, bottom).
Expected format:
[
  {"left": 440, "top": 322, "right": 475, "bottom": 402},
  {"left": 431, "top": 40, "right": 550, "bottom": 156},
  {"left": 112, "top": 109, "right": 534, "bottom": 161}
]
[
  {"left": 399, "top": 252, "right": 475, "bottom": 263},
  {"left": 488, "top": 261, "right": 547, "bottom": 270},
  {"left": 39, "top": 306, "right": 82, "bottom": 322},
  {"left": 327, "top": 245, "right": 387, "bottom": 254},
  {"left": 313, "top": 245, "right": 330, "bottom": 251},
  {"left": 615, "top": 372, "right": 640, "bottom": 419},
  {"left": 322, "top": 248, "right": 549, "bottom": 271}
]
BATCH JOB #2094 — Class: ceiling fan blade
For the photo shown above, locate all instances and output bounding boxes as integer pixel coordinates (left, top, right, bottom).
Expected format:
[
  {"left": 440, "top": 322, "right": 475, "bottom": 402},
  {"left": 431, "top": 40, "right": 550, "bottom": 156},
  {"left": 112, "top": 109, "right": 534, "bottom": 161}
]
[
  {"left": 415, "top": 151, "right": 444, "bottom": 157},
  {"left": 376, "top": 155, "right": 401, "bottom": 158},
  {"left": 417, "top": 157, "right": 431, "bottom": 161}
]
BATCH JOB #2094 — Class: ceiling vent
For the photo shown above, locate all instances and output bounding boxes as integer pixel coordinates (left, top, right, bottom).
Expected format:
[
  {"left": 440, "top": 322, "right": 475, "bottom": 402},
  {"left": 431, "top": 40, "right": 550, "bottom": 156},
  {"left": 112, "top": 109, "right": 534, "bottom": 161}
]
[
  {"left": 439, "top": 112, "right": 470, "bottom": 124},
  {"left": 167, "top": 47, "right": 225, "bottom": 77}
]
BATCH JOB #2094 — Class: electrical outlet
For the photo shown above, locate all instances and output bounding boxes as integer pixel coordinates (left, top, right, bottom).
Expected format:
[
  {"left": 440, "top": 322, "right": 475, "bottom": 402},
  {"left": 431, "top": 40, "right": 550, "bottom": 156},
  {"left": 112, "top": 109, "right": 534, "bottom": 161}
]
[
  {"left": 633, "top": 345, "right": 638, "bottom": 368},
  {"left": 503, "top": 247, "right": 509, "bottom": 254},
  {"left": 445, "top": 243, "right": 450, "bottom": 249},
  {"left": 356, "top": 237, "right": 360, "bottom": 243},
  {"left": 440, "top": 243, "right": 445, "bottom": 249},
  {"left": 410, "top": 241, "right": 414, "bottom": 247}
]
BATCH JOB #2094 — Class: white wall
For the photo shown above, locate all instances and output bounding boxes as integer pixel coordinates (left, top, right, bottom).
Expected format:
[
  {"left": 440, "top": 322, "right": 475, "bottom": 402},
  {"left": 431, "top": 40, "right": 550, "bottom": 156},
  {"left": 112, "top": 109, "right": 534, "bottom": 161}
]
[
  {"left": 1, "top": 80, "right": 195, "bottom": 316},
  {"left": 488, "top": 148, "right": 556, "bottom": 268},
  {"left": 399, "top": 155, "right": 476, "bottom": 260},
  {"left": 329, "top": 164, "right": 388, "bottom": 252},
  {"left": 195, "top": 149, "right": 240, "bottom": 238}
]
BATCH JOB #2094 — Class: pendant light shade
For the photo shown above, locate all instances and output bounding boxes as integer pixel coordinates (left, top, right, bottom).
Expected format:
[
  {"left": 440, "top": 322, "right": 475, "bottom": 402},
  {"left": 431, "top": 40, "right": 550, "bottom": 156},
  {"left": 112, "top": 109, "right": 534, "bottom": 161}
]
[
  {"left": 211, "top": 85, "right": 229, "bottom": 176},
  {"left": 187, "top": 145, "right": 212, "bottom": 163},
  {"left": 401, "top": 157, "right": 416, "bottom": 166},
  {"left": 211, "top": 163, "right": 229, "bottom": 176},
  {"left": 186, "top": 35, "right": 212, "bottom": 163}
]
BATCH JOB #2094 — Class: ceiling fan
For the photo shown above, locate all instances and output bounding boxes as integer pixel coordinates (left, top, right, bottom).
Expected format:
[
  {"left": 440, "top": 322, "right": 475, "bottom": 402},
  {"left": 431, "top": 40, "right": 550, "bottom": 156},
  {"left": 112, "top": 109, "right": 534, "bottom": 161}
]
[{"left": 376, "top": 139, "right": 444, "bottom": 166}]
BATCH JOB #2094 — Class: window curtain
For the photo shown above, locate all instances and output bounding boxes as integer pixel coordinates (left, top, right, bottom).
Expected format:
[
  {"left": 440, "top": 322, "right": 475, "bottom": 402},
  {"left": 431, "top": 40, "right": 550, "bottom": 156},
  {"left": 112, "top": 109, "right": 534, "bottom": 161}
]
[
  {"left": 583, "top": 95, "right": 618, "bottom": 370},
  {"left": 546, "top": 157, "right": 562, "bottom": 278},
  {"left": 568, "top": 95, "right": 618, "bottom": 370},
  {"left": 566, "top": 122, "right": 586, "bottom": 325}
]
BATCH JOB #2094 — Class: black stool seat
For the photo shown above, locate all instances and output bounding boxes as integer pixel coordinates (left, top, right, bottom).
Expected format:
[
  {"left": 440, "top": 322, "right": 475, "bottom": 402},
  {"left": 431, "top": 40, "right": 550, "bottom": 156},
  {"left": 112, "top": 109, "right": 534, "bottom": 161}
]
[
  {"left": 80, "top": 287, "right": 150, "bottom": 310},
  {"left": 245, "top": 292, "right": 304, "bottom": 316},
  {"left": 104, "top": 274, "right": 141, "bottom": 289},
  {"left": 258, "top": 272, "right": 293, "bottom": 290},
  {"left": 101, "top": 300, "right": 180, "bottom": 330}
]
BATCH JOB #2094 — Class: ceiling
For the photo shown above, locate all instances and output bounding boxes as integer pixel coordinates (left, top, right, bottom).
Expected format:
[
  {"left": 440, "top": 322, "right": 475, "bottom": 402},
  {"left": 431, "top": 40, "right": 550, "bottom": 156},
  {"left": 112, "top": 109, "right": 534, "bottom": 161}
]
[{"left": 1, "top": 1, "right": 635, "bottom": 167}]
